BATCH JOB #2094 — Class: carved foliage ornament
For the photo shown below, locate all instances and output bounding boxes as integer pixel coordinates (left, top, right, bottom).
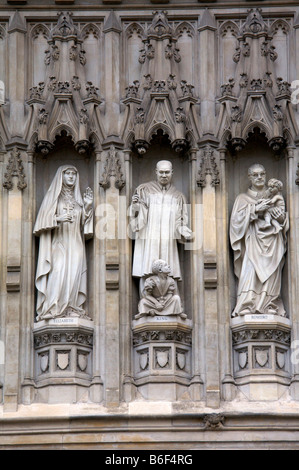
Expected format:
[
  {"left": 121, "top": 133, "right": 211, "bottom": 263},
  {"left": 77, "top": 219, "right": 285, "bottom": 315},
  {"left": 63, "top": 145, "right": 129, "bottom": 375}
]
[
  {"left": 34, "top": 331, "right": 93, "bottom": 347},
  {"left": 51, "top": 12, "right": 79, "bottom": 39},
  {"left": 147, "top": 11, "right": 172, "bottom": 38},
  {"left": 203, "top": 414, "right": 225, "bottom": 430},
  {"left": 197, "top": 146, "right": 220, "bottom": 188},
  {"left": 242, "top": 8, "right": 268, "bottom": 35},
  {"left": 3, "top": 148, "right": 27, "bottom": 191},
  {"left": 99, "top": 146, "right": 125, "bottom": 191},
  {"left": 232, "top": 328, "right": 291, "bottom": 345},
  {"left": 133, "top": 329, "right": 192, "bottom": 346}
]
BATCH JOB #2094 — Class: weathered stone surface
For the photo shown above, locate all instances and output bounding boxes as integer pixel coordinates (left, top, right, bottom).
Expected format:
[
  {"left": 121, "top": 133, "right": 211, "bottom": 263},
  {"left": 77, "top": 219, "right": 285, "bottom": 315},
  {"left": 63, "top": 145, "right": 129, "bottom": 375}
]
[{"left": 0, "top": 0, "right": 298, "bottom": 449}]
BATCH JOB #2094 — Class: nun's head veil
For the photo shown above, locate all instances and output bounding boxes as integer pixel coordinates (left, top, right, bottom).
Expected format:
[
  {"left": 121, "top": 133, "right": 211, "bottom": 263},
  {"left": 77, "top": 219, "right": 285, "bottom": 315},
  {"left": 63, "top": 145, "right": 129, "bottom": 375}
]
[{"left": 33, "top": 165, "right": 83, "bottom": 235}]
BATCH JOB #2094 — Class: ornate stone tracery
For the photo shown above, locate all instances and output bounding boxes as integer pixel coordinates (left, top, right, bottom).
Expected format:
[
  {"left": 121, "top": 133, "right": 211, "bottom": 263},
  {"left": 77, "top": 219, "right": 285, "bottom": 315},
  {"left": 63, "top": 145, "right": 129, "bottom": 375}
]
[
  {"left": 217, "top": 8, "right": 298, "bottom": 154},
  {"left": 0, "top": 4, "right": 298, "bottom": 425},
  {"left": 122, "top": 10, "right": 199, "bottom": 155},
  {"left": 3, "top": 148, "right": 27, "bottom": 191},
  {"left": 26, "top": 11, "right": 105, "bottom": 156}
]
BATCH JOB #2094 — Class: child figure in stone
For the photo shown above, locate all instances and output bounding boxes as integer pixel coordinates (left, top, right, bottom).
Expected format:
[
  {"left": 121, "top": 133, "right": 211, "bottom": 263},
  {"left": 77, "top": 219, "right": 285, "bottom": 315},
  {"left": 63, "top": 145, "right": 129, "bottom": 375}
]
[
  {"left": 135, "top": 259, "right": 187, "bottom": 320},
  {"left": 258, "top": 178, "right": 285, "bottom": 230}
]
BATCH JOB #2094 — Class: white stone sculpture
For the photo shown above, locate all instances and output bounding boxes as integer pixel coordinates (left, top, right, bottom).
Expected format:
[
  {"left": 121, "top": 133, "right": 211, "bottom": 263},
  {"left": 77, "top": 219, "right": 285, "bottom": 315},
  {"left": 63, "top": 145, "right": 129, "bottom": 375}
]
[
  {"left": 230, "top": 164, "right": 289, "bottom": 317},
  {"left": 258, "top": 178, "right": 285, "bottom": 230},
  {"left": 129, "top": 160, "right": 193, "bottom": 292},
  {"left": 33, "top": 165, "right": 93, "bottom": 321},
  {"left": 135, "top": 259, "right": 186, "bottom": 320}
]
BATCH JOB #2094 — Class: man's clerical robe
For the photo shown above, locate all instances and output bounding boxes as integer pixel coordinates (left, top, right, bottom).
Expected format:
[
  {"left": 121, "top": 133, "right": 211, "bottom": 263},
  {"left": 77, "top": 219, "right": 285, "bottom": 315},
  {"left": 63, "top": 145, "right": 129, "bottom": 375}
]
[
  {"left": 230, "top": 188, "right": 289, "bottom": 316},
  {"left": 129, "top": 181, "right": 189, "bottom": 280}
]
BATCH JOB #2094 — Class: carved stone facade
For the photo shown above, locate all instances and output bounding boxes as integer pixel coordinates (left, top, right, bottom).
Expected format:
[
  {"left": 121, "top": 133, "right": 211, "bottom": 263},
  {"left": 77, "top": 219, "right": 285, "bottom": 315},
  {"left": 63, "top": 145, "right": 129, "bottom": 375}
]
[{"left": 1, "top": 0, "right": 299, "bottom": 450}]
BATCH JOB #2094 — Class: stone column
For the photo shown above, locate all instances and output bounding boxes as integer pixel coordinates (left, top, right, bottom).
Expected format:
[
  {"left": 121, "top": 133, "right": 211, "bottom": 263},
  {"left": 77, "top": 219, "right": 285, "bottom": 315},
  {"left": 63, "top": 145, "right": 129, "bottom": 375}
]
[
  {"left": 21, "top": 150, "right": 36, "bottom": 404},
  {"left": 0, "top": 148, "right": 6, "bottom": 403},
  {"left": 121, "top": 149, "right": 135, "bottom": 402},
  {"left": 90, "top": 149, "right": 104, "bottom": 403},
  {"left": 7, "top": 11, "right": 27, "bottom": 141},
  {"left": 3, "top": 147, "right": 27, "bottom": 411},
  {"left": 189, "top": 148, "right": 204, "bottom": 400},
  {"left": 103, "top": 11, "right": 122, "bottom": 139},
  {"left": 198, "top": 9, "right": 219, "bottom": 408},
  {"left": 3, "top": 14, "right": 28, "bottom": 409},
  {"left": 217, "top": 147, "right": 236, "bottom": 400},
  {"left": 197, "top": 142, "right": 221, "bottom": 408},
  {"left": 287, "top": 145, "right": 299, "bottom": 398},
  {"left": 99, "top": 144, "right": 125, "bottom": 406},
  {"left": 198, "top": 9, "right": 217, "bottom": 138}
]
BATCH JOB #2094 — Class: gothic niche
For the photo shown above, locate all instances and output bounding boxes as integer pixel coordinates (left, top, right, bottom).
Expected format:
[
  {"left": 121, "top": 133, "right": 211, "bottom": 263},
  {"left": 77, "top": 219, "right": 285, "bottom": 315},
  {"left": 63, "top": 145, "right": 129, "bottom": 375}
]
[
  {"left": 227, "top": 129, "right": 292, "bottom": 400},
  {"left": 34, "top": 165, "right": 93, "bottom": 321},
  {"left": 227, "top": 128, "right": 289, "bottom": 318},
  {"left": 34, "top": 132, "right": 95, "bottom": 322},
  {"left": 130, "top": 136, "right": 194, "bottom": 400},
  {"left": 32, "top": 133, "right": 96, "bottom": 401},
  {"left": 130, "top": 132, "right": 192, "bottom": 319}
]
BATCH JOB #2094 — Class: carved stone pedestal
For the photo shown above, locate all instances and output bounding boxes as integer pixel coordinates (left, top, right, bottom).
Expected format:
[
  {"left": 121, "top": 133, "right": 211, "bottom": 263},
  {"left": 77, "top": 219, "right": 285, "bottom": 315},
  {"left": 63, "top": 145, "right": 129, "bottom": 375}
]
[
  {"left": 33, "top": 318, "right": 94, "bottom": 404},
  {"left": 231, "top": 315, "right": 292, "bottom": 401},
  {"left": 132, "top": 316, "right": 193, "bottom": 401}
]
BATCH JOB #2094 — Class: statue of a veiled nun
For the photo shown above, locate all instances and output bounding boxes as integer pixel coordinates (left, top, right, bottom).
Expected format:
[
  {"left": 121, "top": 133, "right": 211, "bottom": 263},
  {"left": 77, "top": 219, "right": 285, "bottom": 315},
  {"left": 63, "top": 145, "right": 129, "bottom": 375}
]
[{"left": 33, "top": 165, "right": 93, "bottom": 321}]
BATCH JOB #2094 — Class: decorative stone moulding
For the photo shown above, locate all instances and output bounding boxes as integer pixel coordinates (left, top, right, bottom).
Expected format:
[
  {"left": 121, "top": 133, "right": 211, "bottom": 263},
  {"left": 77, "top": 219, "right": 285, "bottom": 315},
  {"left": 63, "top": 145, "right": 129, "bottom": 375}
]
[
  {"left": 132, "top": 316, "right": 192, "bottom": 401},
  {"left": 123, "top": 10, "right": 199, "bottom": 156},
  {"left": 26, "top": 12, "right": 104, "bottom": 157},
  {"left": 231, "top": 314, "right": 292, "bottom": 401},
  {"left": 217, "top": 8, "right": 298, "bottom": 155},
  {"left": 3, "top": 148, "right": 27, "bottom": 191},
  {"left": 33, "top": 318, "right": 94, "bottom": 403}
]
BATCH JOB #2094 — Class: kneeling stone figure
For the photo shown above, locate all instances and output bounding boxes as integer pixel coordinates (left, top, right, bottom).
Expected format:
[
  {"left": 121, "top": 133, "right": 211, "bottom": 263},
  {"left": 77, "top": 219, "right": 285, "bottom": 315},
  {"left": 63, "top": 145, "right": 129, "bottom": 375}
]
[{"left": 135, "top": 259, "right": 187, "bottom": 320}]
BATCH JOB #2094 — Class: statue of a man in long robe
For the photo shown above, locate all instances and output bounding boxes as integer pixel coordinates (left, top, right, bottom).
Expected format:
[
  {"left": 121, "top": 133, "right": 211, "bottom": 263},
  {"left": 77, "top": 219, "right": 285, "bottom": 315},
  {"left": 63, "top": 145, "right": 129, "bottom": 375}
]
[
  {"left": 129, "top": 160, "right": 193, "bottom": 291},
  {"left": 230, "top": 163, "right": 289, "bottom": 317}
]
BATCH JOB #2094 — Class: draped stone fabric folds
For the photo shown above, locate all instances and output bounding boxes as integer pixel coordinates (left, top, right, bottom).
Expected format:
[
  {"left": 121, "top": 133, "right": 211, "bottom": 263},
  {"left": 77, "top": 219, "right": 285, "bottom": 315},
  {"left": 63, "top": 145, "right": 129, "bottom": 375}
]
[
  {"left": 33, "top": 165, "right": 93, "bottom": 321},
  {"left": 230, "top": 188, "right": 289, "bottom": 317},
  {"left": 129, "top": 181, "right": 189, "bottom": 281}
]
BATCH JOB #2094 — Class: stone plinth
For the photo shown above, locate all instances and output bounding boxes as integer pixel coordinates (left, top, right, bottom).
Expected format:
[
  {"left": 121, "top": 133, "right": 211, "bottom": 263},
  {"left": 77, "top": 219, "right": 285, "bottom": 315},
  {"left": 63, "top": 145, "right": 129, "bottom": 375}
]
[
  {"left": 231, "top": 314, "right": 292, "bottom": 401},
  {"left": 132, "top": 315, "right": 193, "bottom": 400},
  {"left": 33, "top": 318, "right": 94, "bottom": 403}
]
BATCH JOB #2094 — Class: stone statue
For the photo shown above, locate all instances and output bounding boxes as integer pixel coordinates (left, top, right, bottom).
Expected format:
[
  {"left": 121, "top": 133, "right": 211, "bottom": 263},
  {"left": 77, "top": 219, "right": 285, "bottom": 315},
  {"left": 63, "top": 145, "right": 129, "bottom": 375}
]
[
  {"left": 129, "top": 160, "right": 193, "bottom": 292},
  {"left": 135, "top": 259, "right": 186, "bottom": 320},
  {"left": 33, "top": 165, "right": 93, "bottom": 321},
  {"left": 257, "top": 178, "right": 285, "bottom": 230},
  {"left": 230, "top": 163, "right": 289, "bottom": 317}
]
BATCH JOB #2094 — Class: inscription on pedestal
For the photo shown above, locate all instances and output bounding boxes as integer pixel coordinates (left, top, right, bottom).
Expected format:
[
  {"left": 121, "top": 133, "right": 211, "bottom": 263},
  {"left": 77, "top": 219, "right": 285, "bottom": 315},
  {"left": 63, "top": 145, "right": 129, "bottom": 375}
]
[{"left": 52, "top": 318, "right": 79, "bottom": 324}]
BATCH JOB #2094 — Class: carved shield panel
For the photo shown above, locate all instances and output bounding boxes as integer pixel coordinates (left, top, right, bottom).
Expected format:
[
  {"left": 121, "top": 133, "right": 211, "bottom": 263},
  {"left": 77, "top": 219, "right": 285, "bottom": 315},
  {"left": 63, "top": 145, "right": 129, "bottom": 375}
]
[
  {"left": 156, "top": 350, "right": 169, "bottom": 368},
  {"left": 276, "top": 351, "right": 285, "bottom": 370},
  {"left": 139, "top": 351, "right": 149, "bottom": 371},
  {"left": 78, "top": 353, "right": 88, "bottom": 372},
  {"left": 176, "top": 352, "right": 186, "bottom": 370},
  {"left": 238, "top": 351, "right": 248, "bottom": 369},
  {"left": 57, "top": 351, "right": 69, "bottom": 370},
  {"left": 40, "top": 353, "right": 49, "bottom": 373},
  {"left": 255, "top": 349, "right": 269, "bottom": 368}
]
